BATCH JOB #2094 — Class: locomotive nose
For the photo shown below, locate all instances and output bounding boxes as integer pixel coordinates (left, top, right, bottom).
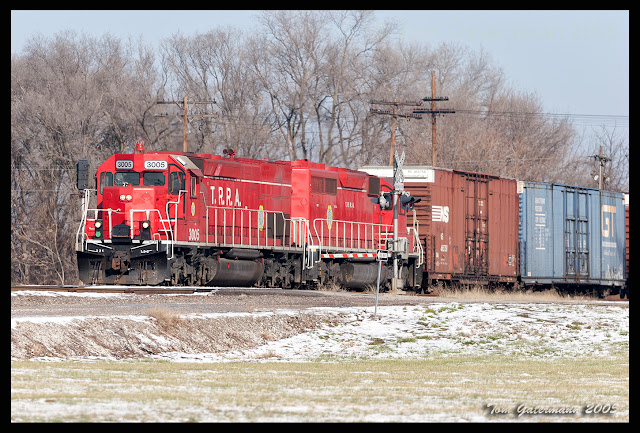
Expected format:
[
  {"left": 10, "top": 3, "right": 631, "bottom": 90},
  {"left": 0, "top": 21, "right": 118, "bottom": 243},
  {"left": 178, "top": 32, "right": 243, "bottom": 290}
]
[{"left": 101, "top": 185, "right": 158, "bottom": 241}]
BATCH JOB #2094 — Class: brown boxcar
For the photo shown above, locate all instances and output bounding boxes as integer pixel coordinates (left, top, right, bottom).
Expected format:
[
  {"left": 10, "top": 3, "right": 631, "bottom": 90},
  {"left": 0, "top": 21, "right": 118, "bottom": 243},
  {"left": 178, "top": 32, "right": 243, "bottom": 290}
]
[
  {"left": 360, "top": 166, "right": 519, "bottom": 289},
  {"left": 408, "top": 168, "right": 518, "bottom": 287}
]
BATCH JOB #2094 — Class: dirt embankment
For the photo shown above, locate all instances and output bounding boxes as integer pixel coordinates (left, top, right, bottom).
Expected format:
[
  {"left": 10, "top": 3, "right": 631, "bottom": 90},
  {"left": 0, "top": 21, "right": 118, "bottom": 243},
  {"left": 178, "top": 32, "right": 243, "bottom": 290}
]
[
  {"left": 11, "top": 308, "right": 335, "bottom": 360},
  {"left": 11, "top": 289, "right": 383, "bottom": 360}
]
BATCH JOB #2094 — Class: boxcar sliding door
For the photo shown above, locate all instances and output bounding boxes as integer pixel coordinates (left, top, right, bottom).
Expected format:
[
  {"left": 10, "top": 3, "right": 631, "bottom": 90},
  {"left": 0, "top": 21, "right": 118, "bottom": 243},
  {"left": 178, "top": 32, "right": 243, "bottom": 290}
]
[{"left": 564, "top": 187, "right": 590, "bottom": 281}]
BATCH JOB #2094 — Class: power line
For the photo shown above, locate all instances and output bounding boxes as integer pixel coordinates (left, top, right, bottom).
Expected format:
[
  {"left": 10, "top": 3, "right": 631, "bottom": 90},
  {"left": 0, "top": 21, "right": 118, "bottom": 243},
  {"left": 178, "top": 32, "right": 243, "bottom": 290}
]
[
  {"left": 156, "top": 97, "right": 219, "bottom": 152},
  {"left": 369, "top": 99, "right": 423, "bottom": 165},
  {"left": 412, "top": 71, "right": 455, "bottom": 166},
  {"left": 454, "top": 109, "right": 629, "bottom": 127}
]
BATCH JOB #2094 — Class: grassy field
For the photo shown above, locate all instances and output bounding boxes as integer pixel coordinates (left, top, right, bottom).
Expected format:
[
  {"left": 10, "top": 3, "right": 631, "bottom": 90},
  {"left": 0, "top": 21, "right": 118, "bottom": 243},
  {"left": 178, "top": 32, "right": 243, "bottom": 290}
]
[{"left": 11, "top": 354, "right": 629, "bottom": 422}]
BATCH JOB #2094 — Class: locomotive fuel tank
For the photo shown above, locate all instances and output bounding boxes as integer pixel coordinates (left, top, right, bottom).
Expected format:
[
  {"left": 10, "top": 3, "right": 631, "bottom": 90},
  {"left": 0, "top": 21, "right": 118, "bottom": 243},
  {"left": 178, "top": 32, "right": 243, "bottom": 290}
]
[
  {"left": 207, "top": 258, "right": 264, "bottom": 287},
  {"left": 340, "top": 262, "right": 389, "bottom": 289}
]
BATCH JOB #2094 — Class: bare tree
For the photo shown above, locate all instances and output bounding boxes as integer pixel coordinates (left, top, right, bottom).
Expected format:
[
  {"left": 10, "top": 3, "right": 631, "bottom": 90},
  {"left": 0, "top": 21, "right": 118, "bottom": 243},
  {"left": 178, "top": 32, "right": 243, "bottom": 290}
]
[
  {"left": 160, "top": 28, "right": 274, "bottom": 157},
  {"left": 572, "top": 126, "right": 629, "bottom": 192},
  {"left": 249, "top": 10, "right": 330, "bottom": 161},
  {"left": 11, "top": 31, "right": 160, "bottom": 284},
  {"left": 396, "top": 42, "right": 576, "bottom": 185}
]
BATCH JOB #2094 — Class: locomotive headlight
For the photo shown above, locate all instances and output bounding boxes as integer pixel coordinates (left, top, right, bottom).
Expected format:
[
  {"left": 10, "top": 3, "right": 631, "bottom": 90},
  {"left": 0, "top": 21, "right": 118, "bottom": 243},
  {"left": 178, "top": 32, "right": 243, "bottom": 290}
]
[
  {"left": 140, "top": 220, "right": 151, "bottom": 240},
  {"left": 120, "top": 194, "right": 126, "bottom": 201},
  {"left": 126, "top": 194, "right": 132, "bottom": 201}
]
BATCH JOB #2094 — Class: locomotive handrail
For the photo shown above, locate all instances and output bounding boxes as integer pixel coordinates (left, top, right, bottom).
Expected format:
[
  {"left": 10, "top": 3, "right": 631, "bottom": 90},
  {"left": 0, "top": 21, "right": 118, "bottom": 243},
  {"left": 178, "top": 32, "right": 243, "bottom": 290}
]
[
  {"left": 76, "top": 185, "right": 423, "bottom": 268},
  {"left": 202, "top": 202, "right": 314, "bottom": 249},
  {"left": 311, "top": 218, "right": 394, "bottom": 255},
  {"left": 128, "top": 208, "right": 173, "bottom": 242},
  {"left": 165, "top": 189, "right": 187, "bottom": 260},
  {"left": 200, "top": 198, "right": 316, "bottom": 269},
  {"left": 408, "top": 225, "right": 424, "bottom": 267},
  {"left": 75, "top": 188, "right": 93, "bottom": 251},
  {"left": 75, "top": 192, "right": 126, "bottom": 251}
]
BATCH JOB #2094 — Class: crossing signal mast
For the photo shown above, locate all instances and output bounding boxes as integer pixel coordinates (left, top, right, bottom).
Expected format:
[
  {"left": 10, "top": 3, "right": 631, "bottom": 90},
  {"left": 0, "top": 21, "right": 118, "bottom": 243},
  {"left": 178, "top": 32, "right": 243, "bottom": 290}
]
[{"left": 370, "top": 150, "right": 421, "bottom": 291}]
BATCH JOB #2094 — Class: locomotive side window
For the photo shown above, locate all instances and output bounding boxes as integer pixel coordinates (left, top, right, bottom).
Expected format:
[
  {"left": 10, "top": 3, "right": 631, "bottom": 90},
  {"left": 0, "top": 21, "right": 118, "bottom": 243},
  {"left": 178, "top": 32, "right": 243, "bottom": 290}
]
[
  {"left": 143, "top": 172, "right": 166, "bottom": 186},
  {"left": 114, "top": 171, "right": 140, "bottom": 186},
  {"left": 368, "top": 177, "right": 380, "bottom": 196},
  {"left": 325, "top": 178, "right": 337, "bottom": 195},
  {"left": 190, "top": 176, "right": 197, "bottom": 198},
  {"left": 100, "top": 172, "right": 113, "bottom": 194},
  {"left": 169, "top": 171, "right": 184, "bottom": 195}
]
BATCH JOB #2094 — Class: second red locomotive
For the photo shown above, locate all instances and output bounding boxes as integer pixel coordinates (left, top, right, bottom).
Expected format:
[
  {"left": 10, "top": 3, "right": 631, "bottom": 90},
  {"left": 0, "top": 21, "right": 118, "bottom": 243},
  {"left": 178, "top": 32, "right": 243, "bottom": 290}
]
[{"left": 76, "top": 142, "right": 422, "bottom": 290}]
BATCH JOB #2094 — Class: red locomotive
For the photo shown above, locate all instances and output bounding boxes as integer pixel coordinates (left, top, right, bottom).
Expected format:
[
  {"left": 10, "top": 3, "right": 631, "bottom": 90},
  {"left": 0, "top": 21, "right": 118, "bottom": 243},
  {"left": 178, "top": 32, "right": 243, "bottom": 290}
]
[{"left": 76, "top": 141, "right": 423, "bottom": 289}]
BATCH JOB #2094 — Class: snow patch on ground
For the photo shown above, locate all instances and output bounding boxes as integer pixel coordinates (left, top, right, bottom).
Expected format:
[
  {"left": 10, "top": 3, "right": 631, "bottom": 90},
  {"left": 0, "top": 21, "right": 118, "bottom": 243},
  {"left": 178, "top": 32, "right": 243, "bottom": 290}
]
[
  {"left": 11, "top": 300, "right": 629, "bottom": 362},
  {"left": 156, "top": 302, "right": 629, "bottom": 362}
]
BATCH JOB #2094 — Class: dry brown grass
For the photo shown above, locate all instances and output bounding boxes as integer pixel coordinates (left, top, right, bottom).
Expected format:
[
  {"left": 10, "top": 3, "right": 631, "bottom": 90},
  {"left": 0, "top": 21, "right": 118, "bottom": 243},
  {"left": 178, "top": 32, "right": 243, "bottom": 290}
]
[
  {"left": 148, "top": 307, "right": 183, "bottom": 330},
  {"left": 432, "top": 283, "right": 590, "bottom": 302}
]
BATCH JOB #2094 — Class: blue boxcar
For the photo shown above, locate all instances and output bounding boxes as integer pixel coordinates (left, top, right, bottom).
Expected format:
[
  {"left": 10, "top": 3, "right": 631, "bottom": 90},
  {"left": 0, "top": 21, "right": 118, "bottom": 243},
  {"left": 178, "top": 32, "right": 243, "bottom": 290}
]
[{"left": 518, "top": 181, "right": 626, "bottom": 290}]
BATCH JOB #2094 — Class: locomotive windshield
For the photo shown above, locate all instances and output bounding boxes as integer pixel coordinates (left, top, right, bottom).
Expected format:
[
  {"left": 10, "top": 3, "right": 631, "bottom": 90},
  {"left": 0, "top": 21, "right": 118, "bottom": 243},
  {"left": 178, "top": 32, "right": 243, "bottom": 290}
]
[
  {"left": 114, "top": 171, "right": 140, "bottom": 186},
  {"left": 99, "top": 171, "right": 168, "bottom": 193},
  {"left": 102, "top": 171, "right": 168, "bottom": 186},
  {"left": 143, "top": 172, "right": 165, "bottom": 186}
]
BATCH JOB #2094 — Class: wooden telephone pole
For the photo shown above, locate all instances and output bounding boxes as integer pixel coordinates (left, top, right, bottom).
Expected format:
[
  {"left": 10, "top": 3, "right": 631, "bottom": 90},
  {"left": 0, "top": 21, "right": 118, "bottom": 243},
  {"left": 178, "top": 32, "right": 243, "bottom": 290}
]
[
  {"left": 591, "top": 145, "right": 611, "bottom": 189},
  {"left": 156, "top": 97, "right": 218, "bottom": 152},
  {"left": 369, "top": 100, "right": 423, "bottom": 165},
  {"left": 413, "top": 71, "right": 455, "bottom": 167}
]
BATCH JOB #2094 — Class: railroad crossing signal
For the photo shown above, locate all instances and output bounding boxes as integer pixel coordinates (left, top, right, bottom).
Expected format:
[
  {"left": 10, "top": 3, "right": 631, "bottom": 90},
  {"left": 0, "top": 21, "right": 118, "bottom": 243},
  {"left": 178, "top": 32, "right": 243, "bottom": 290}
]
[
  {"left": 400, "top": 191, "right": 422, "bottom": 211},
  {"left": 394, "top": 150, "right": 405, "bottom": 190},
  {"left": 371, "top": 192, "right": 393, "bottom": 210}
]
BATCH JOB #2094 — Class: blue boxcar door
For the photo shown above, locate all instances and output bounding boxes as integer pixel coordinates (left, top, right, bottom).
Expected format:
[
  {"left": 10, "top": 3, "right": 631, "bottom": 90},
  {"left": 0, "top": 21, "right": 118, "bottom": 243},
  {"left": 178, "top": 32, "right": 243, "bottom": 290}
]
[
  {"left": 577, "top": 191, "right": 590, "bottom": 278},
  {"left": 564, "top": 187, "right": 590, "bottom": 281}
]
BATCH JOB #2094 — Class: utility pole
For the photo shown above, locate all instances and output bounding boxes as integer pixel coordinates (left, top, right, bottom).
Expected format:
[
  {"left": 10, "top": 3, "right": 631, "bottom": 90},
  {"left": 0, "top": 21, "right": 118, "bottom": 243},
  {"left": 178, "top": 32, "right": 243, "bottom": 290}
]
[
  {"left": 591, "top": 145, "right": 611, "bottom": 190},
  {"left": 413, "top": 71, "right": 455, "bottom": 167},
  {"left": 369, "top": 100, "right": 423, "bottom": 165},
  {"left": 156, "top": 97, "right": 218, "bottom": 153}
]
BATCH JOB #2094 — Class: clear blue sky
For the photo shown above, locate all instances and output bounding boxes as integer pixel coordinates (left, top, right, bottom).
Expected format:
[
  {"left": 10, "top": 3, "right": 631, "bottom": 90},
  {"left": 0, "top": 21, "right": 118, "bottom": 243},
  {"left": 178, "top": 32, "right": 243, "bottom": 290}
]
[{"left": 11, "top": 10, "right": 629, "bottom": 128}]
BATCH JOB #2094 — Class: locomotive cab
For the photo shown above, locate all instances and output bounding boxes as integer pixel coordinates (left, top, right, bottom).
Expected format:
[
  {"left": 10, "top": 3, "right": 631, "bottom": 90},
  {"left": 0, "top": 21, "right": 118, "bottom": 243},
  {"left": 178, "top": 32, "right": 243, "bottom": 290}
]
[{"left": 96, "top": 160, "right": 172, "bottom": 243}]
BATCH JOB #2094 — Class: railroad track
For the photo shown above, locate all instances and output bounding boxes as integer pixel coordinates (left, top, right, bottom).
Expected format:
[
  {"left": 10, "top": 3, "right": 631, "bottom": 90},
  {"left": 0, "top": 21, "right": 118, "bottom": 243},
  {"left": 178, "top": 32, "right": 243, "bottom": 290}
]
[
  {"left": 11, "top": 284, "right": 628, "bottom": 302},
  {"left": 10, "top": 284, "right": 216, "bottom": 295}
]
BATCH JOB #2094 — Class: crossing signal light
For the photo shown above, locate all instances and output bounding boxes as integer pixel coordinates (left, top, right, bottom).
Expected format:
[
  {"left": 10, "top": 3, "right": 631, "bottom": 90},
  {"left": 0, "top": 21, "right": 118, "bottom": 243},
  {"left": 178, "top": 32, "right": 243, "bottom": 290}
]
[
  {"left": 399, "top": 191, "right": 421, "bottom": 211},
  {"left": 371, "top": 192, "right": 392, "bottom": 210}
]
